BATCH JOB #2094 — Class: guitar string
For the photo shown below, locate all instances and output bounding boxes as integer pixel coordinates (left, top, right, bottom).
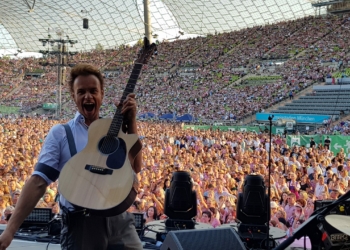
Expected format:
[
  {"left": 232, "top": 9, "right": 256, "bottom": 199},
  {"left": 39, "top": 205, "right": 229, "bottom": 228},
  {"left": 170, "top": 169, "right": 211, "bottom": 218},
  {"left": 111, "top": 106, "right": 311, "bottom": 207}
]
[
  {"left": 101, "top": 57, "right": 153, "bottom": 154},
  {"left": 99, "top": 48, "right": 155, "bottom": 157},
  {"left": 100, "top": 66, "right": 143, "bottom": 154},
  {"left": 99, "top": 50, "right": 154, "bottom": 153},
  {"left": 101, "top": 80, "right": 138, "bottom": 154}
]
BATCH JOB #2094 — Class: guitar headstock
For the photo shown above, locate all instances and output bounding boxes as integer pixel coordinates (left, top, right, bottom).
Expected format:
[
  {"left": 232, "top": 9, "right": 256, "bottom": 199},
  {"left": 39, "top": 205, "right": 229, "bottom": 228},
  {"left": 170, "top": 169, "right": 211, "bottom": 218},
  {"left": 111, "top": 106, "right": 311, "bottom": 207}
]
[{"left": 136, "top": 37, "right": 157, "bottom": 65}]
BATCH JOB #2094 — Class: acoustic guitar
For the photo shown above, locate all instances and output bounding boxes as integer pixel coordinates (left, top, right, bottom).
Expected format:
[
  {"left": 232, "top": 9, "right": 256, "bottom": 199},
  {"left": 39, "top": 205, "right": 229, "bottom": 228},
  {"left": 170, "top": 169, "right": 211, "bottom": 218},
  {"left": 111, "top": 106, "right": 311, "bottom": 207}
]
[{"left": 58, "top": 37, "right": 157, "bottom": 216}]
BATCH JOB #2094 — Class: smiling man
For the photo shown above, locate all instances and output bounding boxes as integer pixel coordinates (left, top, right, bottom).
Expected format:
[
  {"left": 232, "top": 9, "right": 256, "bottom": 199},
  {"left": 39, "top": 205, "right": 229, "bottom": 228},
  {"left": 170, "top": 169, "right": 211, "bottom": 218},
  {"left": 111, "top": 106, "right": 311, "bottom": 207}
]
[
  {"left": 69, "top": 68, "right": 104, "bottom": 126},
  {"left": 0, "top": 64, "right": 143, "bottom": 250}
]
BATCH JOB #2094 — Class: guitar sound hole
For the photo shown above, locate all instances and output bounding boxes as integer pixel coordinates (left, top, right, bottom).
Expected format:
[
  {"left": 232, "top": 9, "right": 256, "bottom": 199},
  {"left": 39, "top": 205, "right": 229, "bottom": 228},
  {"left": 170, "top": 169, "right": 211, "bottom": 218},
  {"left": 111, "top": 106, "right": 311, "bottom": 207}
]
[{"left": 98, "top": 136, "right": 119, "bottom": 154}]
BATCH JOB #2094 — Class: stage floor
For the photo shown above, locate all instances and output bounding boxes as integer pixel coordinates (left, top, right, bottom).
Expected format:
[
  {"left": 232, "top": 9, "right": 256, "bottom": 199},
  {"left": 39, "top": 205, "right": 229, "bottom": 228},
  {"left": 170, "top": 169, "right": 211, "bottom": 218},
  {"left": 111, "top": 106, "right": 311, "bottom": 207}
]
[
  {"left": 0, "top": 224, "right": 311, "bottom": 250},
  {"left": 5, "top": 238, "right": 310, "bottom": 250},
  {"left": 7, "top": 240, "right": 60, "bottom": 250},
  {"left": 2, "top": 236, "right": 309, "bottom": 250}
]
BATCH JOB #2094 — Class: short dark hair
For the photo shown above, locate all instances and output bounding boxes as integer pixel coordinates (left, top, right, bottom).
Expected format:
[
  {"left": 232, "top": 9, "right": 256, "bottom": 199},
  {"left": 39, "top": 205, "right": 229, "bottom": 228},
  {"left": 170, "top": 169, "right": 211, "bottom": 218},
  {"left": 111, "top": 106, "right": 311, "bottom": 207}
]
[
  {"left": 338, "top": 165, "right": 344, "bottom": 172},
  {"left": 202, "top": 210, "right": 211, "bottom": 219},
  {"left": 68, "top": 64, "right": 104, "bottom": 93}
]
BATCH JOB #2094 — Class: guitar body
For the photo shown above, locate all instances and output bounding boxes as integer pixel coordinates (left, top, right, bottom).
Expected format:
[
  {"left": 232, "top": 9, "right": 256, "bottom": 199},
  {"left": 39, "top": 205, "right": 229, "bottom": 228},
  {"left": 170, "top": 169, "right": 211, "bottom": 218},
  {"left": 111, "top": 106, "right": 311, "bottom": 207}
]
[{"left": 58, "top": 118, "right": 139, "bottom": 216}]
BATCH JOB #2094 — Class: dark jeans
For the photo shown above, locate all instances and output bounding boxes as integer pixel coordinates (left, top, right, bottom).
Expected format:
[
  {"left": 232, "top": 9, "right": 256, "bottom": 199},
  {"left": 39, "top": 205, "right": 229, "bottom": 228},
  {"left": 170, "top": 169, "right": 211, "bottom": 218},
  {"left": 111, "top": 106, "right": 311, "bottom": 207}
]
[{"left": 60, "top": 208, "right": 142, "bottom": 250}]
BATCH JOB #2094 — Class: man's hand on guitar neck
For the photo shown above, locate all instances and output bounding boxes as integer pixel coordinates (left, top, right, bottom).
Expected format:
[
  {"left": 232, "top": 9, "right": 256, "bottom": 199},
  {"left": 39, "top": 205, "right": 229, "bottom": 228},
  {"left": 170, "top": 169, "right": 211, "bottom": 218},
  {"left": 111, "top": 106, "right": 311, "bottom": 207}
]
[{"left": 116, "top": 93, "right": 137, "bottom": 130}]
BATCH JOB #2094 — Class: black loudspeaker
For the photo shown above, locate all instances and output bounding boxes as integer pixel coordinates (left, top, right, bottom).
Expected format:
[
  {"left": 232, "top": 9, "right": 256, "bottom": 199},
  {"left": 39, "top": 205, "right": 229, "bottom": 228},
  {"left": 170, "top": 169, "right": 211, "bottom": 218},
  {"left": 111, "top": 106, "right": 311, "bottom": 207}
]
[
  {"left": 83, "top": 18, "right": 89, "bottom": 29},
  {"left": 160, "top": 227, "right": 245, "bottom": 250}
]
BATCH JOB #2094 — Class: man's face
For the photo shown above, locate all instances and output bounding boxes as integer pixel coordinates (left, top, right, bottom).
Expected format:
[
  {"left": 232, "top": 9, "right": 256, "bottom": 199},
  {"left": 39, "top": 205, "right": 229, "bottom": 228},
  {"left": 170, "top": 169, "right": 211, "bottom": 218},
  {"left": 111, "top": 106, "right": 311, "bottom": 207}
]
[
  {"left": 288, "top": 196, "right": 295, "bottom": 205},
  {"left": 13, "top": 193, "right": 20, "bottom": 204},
  {"left": 71, "top": 75, "right": 104, "bottom": 126},
  {"left": 20, "top": 172, "right": 27, "bottom": 179},
  {"left": 330, "top": 191, "right": 338, "bottom": 199}
]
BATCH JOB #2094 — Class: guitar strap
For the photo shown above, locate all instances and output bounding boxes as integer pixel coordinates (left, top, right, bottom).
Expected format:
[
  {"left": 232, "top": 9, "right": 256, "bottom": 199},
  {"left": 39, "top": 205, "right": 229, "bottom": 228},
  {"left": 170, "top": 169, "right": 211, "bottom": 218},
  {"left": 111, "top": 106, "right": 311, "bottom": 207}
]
[
  {"left": 62, "top": 124, "right": 88, "bottom": 213},
  {"left": 62, "top": 124, "right": 77, "bottom": 157}
]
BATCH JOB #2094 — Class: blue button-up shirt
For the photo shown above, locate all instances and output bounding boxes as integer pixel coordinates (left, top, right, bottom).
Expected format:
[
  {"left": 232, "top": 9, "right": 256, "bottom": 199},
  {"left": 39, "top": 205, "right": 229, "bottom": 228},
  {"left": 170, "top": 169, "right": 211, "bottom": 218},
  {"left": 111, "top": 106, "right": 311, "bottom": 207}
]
[{"left": 33, "top": 112, "right": 90, "bottom": 210}]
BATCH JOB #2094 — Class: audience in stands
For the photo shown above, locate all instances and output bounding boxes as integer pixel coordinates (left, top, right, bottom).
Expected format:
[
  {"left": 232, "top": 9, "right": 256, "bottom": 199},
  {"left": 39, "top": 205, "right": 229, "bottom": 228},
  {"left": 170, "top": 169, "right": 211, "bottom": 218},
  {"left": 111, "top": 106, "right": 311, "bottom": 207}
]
[
  {"left": 0, "top": 117, "right": 347, "bottom": 238},
  {"left": 2, "top": 14, "right": 350, "bottom": 238},
  {"left": 317, "top": 119, "right": 350, "bottom": 135},
  {"left": 2, "top": 15, "right": 350, "bottom": 121}
]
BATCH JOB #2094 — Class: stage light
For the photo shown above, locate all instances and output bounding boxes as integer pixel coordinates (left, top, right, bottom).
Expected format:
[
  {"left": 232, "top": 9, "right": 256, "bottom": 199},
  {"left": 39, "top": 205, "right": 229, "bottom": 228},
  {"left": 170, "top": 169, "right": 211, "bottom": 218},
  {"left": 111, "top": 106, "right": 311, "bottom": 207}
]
[
  {"left": 164, "top": 171, "right": 197, "bottom": 229},
  {"left": 237, "top": 175, "right": 268, "bottom": 226}
]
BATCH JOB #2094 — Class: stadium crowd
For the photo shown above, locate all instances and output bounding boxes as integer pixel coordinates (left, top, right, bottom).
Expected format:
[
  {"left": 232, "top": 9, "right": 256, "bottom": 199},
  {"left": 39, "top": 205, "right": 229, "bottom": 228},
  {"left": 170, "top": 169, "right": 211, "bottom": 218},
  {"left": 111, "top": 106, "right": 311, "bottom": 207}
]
[
  {"left": 1, "top": 15, "right": 349, "bottom": 121},
  {"left": 316, "top": 118, "right": 350, "bottom": 135},
  {"left": 0, "top": 116, "right": 348, "bottom": 237},
  {"left": 1, "top": 13, "right": 350, "bottom": 238}
]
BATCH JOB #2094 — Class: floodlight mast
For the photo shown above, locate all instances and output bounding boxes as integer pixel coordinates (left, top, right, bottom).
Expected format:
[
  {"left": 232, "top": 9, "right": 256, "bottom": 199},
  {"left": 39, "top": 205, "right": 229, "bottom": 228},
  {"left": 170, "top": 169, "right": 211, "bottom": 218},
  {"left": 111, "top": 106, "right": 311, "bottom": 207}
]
[
  {"left": 38, "top": 37, "right": 78, "bottom": 119},
  {"left": 144, "top": 0, "right": 153, "bottom": 44}
]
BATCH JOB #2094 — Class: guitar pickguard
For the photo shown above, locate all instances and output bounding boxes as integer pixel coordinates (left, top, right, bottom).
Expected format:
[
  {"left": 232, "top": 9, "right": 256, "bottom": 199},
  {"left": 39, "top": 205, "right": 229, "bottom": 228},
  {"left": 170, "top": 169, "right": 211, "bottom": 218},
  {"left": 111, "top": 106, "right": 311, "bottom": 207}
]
[{"left": 106, "top": 138, "right": 126, "bottom": 169}]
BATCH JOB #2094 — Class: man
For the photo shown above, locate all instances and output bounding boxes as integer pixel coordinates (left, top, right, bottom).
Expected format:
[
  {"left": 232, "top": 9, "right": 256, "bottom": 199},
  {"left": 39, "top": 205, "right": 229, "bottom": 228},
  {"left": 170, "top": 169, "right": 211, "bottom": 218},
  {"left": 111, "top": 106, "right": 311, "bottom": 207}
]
[
  {"left": 288, "top": 156, "right": 301, "bottom": 169},
  {"left": 307, "top": 160, "right": 323, "bottom": 179},
  {"left": 324, "top": 136, "right": 331, "bottom": 149},
  {"left": 214, "top": 184, "right": 236, "bottom": 204},
  {"left": 329, "top": 189, "right": 340, "bottom": 200},
  {"left": 8, "top": 180, "right": 19, "bottom": 200},
  {"left": 0, "top": 64, "right": 143, "bottom": 250},
  {"left": 285, "top": 192, "right": 297, "bottom": 221},
  {"left": 12, "top": 191, "right": 20, "bottom": 207},
  {"left": 310, "top": 138, "right": 316, "bottom": 148}
]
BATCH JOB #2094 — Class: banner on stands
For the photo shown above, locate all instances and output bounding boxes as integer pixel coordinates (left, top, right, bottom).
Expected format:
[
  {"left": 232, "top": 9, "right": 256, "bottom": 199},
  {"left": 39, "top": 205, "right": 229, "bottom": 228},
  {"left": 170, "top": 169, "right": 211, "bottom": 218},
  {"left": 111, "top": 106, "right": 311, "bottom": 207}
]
[
  {"left": 256, "top": 113, "right": 330, "bottom": 124},
  {"left": 287, "top": 135, "right": 350, "bottom": 155}
]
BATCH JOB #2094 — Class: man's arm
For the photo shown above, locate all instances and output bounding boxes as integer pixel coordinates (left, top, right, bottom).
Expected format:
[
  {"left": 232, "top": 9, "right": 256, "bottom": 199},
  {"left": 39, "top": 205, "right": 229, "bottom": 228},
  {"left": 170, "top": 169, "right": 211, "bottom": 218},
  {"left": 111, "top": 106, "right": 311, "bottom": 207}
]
[{"left": 0, "top": 175, "right": 47, "bottom": 249}]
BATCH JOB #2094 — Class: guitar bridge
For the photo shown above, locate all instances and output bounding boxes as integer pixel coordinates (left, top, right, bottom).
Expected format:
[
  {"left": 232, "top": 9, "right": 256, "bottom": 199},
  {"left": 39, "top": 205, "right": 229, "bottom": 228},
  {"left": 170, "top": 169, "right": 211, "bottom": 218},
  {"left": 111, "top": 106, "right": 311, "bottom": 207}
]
[{"left": 85, "top": 165, "right": 113, "bottom": 175}]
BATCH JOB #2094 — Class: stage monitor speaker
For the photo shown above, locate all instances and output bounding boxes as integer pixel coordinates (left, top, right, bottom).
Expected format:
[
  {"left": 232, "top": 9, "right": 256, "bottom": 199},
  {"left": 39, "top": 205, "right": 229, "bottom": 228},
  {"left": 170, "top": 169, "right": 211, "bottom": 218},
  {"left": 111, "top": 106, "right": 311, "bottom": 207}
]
[
  {"left": 314, "top": 199, "right": 350, "bottom": 215},
  {"left": 83, "top": 18, "right": 89, "bottom": 29},
  {"left": 160, "top": 227, "right": 245, "bottom": 250},
  {"left": 314, "top": 199, "right": 350, "bottom": 248},
  {"left": 131, "top": 212, "right": 144, "bottom": 231},
  {"left": 20, "top": 208, "right": 53, "bottom": 229}
]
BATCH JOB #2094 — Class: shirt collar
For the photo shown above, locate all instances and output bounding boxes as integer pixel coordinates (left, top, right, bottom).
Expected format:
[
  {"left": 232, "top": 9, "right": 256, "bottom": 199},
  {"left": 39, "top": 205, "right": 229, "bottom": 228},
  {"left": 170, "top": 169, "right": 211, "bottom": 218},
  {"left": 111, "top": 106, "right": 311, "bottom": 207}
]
[
  {"left": 74, "top": 112, "right": 88, "bottom": 129},
  {"left": 73, "top": 111, "right": 102, "bottom": 128}
]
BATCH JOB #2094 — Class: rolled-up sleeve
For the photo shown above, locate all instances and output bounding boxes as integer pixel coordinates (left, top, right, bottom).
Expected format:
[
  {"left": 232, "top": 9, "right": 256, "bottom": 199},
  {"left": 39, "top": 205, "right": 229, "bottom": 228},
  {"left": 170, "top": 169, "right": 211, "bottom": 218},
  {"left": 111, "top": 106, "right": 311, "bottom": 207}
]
[{"left": 33, "top": 124, "right": 65, "bottom": 185}]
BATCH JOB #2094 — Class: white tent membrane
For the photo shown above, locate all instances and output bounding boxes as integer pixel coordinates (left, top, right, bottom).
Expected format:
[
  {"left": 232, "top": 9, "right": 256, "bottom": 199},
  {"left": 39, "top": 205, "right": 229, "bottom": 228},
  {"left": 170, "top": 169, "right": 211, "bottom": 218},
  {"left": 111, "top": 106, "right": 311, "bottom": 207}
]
[{"left": 0, "top": 0, "right": 316, "bottom": 52}]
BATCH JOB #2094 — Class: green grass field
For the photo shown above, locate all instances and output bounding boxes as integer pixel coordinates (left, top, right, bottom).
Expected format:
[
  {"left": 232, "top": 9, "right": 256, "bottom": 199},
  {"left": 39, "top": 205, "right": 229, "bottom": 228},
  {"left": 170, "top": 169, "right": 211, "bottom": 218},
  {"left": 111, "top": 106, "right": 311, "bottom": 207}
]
[{"left": 0, "top": 105, "right": 20, "bottom": 114}]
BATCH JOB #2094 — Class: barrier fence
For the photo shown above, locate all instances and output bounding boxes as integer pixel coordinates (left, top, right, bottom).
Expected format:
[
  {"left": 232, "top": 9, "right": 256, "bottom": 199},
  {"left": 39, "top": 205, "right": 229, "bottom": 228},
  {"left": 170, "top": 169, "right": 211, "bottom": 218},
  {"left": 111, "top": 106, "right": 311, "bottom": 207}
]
[{"left": 183, "top": 125, "right": 286, "bottom": 134}]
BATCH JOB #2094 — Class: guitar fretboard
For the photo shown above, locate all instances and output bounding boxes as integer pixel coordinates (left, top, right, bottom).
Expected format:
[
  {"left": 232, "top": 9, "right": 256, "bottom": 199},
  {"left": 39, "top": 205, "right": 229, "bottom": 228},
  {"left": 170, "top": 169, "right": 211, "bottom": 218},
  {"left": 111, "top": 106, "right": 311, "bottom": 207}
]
[{"left": 108, "top": 63, "right": 143, "bottom": 137}]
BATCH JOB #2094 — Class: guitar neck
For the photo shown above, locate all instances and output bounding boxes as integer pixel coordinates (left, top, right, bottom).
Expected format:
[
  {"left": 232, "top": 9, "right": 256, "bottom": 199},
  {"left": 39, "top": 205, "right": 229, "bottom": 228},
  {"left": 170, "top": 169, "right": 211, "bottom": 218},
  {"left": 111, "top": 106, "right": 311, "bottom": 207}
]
[
  {"left": 108, "top": 63, "right": 143, "bottom": 136},
  {"left": 120, "top": 63, "right": 143, "bottom": 104}
]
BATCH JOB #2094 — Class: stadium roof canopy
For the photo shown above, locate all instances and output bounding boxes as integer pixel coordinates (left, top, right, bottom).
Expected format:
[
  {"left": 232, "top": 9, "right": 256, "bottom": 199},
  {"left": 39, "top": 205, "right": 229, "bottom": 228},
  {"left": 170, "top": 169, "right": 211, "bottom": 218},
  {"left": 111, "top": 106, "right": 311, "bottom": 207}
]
[{"left": 1, "top": 0, "right": 317, "bottom": 52}]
